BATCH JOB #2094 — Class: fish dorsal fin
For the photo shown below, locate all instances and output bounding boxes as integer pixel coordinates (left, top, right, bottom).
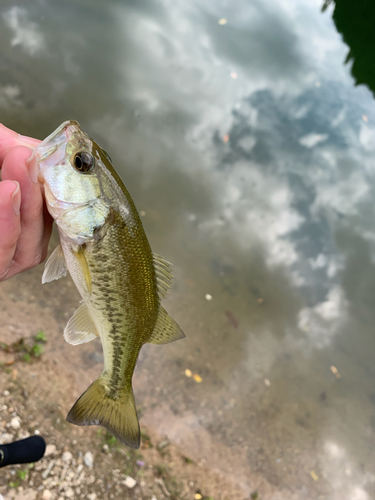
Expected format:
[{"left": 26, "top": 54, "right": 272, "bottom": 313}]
[
  {"left": 148, "top": 306, "right": 185, "bottom": 344},
  {"left": 42, "top": 245, "right": 67, "bottom": 284},
  {"left": 64, "top": 303, "right": 99, "bottom": 345},
  {"left": 153, "top": 253, "right": 174, "bottom": 299}
]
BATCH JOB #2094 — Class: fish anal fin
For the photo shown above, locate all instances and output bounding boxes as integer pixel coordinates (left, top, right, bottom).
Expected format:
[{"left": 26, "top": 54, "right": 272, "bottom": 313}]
[
  {"left": 64, "top": 303, "right": 99, "bottom": 345},
  {"left": 66, "top": 379, "right": 140, "bottom": 449},
  {"left": 148, "top": 306, "right": 185, "bottom": 345},
  {"left": 42, "top": 245, "right": 67, "bottom": 284},
  {"left": 153, "top": 252, "right": 174, "bottom": 299}
]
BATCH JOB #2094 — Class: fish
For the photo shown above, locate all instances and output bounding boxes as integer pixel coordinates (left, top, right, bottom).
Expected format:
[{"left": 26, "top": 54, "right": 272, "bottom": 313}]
[{"left": 29, "top": 120, "right": 184, "bottom": 448}]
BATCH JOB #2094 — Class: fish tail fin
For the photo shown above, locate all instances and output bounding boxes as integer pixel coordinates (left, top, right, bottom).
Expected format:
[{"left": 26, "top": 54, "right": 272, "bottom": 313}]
[{"left": 66, "top": 378, "right": 140, "bottom": 449}]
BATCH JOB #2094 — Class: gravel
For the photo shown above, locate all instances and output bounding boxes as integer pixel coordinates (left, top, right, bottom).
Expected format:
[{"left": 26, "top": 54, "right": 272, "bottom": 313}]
[{"left": 83, "top": 451, "right": 94, "bottom": 468}]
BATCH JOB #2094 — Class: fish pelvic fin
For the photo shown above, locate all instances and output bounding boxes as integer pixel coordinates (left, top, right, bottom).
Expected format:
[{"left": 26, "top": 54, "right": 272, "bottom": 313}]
[
  {"left": 66, "top": 378, "right": 140, "bottom": 449},
  {"left": 42, "top": 244, "right": 67, "bottom": 283}
]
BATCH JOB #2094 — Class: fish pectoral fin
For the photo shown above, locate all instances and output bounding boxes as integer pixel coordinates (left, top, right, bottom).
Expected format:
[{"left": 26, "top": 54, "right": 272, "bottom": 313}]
[
  {"left": 73, "top": 246, "right": 92, "bottom": 295},
  {"left": 42, "top": 245, "right": 67, "bottom": 284},
  {"left": 148, "top": 306, "right": 185, "bottom": 345},
  {"left": 153, "top": 252, "right": 174, "bottom": 299},
  {"left": 64, "top": 303, "right": 99, "bottom": 345},
  {"left": 66, "top": 379, "right": 140, "bottom": 449}
]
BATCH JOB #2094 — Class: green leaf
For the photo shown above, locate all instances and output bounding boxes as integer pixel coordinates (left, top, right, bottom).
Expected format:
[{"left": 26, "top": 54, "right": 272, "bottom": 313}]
[
  {"left": 31, "top": 344, "right": 44, "bottom": 358},
  {"left": 35, "top": 331, "right": 47, "bottom": 343},
  {"left": 17, "top": 470, "right": 28, "bottom": 480}
]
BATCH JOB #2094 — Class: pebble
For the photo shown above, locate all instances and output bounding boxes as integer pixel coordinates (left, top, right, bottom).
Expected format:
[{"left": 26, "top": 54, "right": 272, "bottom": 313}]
[
  {"left": 10, "top": 416, "right": 21, "bottom": 429},
  {"left": 64, "top": 487, "right": 74, "bottom": 498},
  {"left": 3, "top": 390, "right": 9, "bottom": 396},
  {"left": 0, "top": 432, "right": 14, "bottom": 443},
  {"left": 205, "top": 294, "right": 212, "bottom": 301},
  {"left": 42, "top": 491, "right": 52, "bottom": 500},
  {"left": 88, "top": 494, "right": 97, "bottom": 500},
  {"left": 84, "top": 451, "right": 94, "bottom": 468},
  {"left": 45, "top": 444, "right": 57, "bottom": 457},
  {"left": 62, "top": 451, "right": 73, "bottom": 463},
  {"left": 102, "top": 444, "right": 109, "bottom": 454},
  {"left": 18, "top": 430, "right": 30, "bottom": 440},
  {"left": 123, "top": 476, "right": 137, "bottom": 489},
  {"left": 151, "top": 496, "right": 157, "bottom": 500},
  {"left": 157, "top": 439, "right": 170, "bottom": 450}
]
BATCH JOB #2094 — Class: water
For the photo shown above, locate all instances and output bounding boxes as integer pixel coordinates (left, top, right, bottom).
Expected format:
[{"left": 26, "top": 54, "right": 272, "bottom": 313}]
[{"left": 1, "top": 0, "right": 375, "bottom": 498}]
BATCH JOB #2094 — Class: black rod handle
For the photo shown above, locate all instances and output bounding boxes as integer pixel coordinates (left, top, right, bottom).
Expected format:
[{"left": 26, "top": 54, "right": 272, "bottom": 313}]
[{"left": 0, "top": 436, "right": 46, "bottom": 468}]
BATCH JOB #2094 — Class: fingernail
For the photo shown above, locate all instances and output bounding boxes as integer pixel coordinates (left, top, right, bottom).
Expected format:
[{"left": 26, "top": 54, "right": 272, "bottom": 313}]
[
  {"left": 11, "top": 181, "right": 21, "bottom": 216},
  {"left": 27, "top": 154, "right": 38, "bottom": 184}
]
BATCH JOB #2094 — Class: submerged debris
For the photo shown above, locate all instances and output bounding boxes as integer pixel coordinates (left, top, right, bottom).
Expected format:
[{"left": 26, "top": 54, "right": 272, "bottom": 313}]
[
  {"left": 330, "top": 365, "right": 341, "bottom": 379},
  {"left": 310, "top": 470, "right": 319, "bottom": 481},
  {"left": 225, "top": 310, "right": 238, "bottom": 329}
]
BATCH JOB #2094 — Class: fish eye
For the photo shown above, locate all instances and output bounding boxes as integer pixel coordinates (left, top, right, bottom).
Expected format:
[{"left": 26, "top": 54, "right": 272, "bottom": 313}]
[{"left": 73, "top": 152, "right": 95, "bottom": 173}]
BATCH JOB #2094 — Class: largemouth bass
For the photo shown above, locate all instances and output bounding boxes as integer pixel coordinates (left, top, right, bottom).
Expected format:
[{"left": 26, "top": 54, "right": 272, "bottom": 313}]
[{"left": 30, "top": 120, "right": 184, "bottom": 448}]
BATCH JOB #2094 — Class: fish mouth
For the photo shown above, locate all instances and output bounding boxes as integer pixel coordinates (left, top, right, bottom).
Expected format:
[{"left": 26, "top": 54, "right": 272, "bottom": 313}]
[
  {"left": 43, "top": 120, "right": 81, "bottom": 144},
  {"left": 31, "top": 120, "right": 82, "bottom": 164}
]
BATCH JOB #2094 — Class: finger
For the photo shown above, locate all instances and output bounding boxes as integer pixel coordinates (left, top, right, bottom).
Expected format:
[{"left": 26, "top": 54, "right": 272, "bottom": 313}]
[
  {"left": 2, "top": 146, "right": 45, "bottom": 272},
  {"left": 0, "top": 180, "right": 21, "bottom": 281},
  {"left": 0, "top": 124, "right": 40, "bottom": 166}
]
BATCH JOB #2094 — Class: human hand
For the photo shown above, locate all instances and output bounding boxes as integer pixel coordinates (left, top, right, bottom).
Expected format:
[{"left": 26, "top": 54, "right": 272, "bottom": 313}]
[{"left": 0, "top": 124, "right": 53, "bottom": 282}]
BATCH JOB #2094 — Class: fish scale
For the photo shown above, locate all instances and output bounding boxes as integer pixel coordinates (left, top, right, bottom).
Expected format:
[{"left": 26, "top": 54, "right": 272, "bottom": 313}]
[{"left": 86, "top": 211, "right": 158, "bottom": 393}]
